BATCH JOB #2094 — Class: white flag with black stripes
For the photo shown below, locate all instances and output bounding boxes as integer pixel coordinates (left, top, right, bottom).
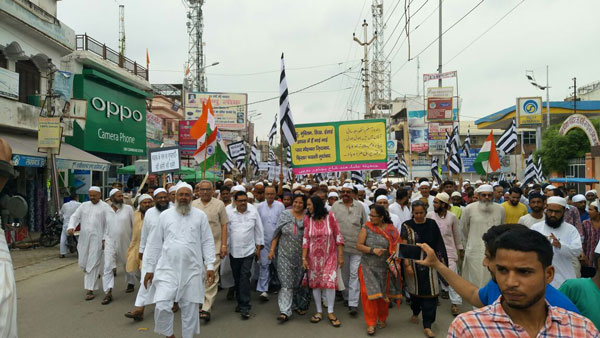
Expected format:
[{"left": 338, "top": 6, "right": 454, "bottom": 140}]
[
  {"left": 351, "top": 171, "right": 364, "bottom": 184},
  {"left": 462, "top": 129, "right": 471, "bottom": 158},
  {"left": 496, "top": 119, "right": 517, "bottom": 154},
  {"left": 431, "top": 157, "right": 442, "bottom": 184},
  {"left": 268, "top": 115, "right": 277, "bottom": 146},
  {"left": 523, "top": 154, "right": 537, "bottom": 186},
  {"left": 398, "top": 154, "right": 409, "bottom": 177},
  {"left": 279, "top": 53, "right": 297, "bottom": 148}
]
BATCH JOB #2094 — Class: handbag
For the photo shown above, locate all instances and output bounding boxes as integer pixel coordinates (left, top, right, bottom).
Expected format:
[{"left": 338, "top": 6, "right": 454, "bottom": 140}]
[{"left": 386, "top": 250, "right": 402, "bottom": 279}]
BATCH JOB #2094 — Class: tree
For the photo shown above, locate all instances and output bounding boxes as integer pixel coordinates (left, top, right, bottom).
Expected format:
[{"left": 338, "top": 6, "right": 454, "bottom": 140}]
[{"left": 536, "top": 119, "right": 600, "bottom": 175}]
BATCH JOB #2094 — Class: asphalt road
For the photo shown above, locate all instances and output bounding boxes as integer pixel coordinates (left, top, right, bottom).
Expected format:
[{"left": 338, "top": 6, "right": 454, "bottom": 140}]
[{"left": 16, "top": 260, "right": 469, "bottom": 338}]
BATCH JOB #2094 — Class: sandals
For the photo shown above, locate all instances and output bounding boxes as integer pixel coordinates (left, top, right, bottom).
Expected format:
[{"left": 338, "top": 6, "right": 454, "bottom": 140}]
[
  {"left": 199, "top": 310, "right": 211, "bottom": 322},
  {"left": 424, "top": 328, "right": 436, "bottom": 337},
  {"left": 295, "top": 309, "right": 307, "bottom": 316},
  {"left": 310, "top": 313, "right": 322, "bottom": 323},
  {"left": 85, "top": 292, "right": 95, "bottom": 301},
  {"left": 377, "top": 321, "right": 386, "bottom": 329},
  {"left": 328, "top": 314, "right": 341, "bottom": 327},
  {"left": 277, "top": 313, "right": 289, "bottom": 323},
  {"left": 124, "top": 311, "right": 144, "bottom": 322},
  {"left": 101, "top": 294, "right": 112, "bottom": 305},
  {"left": 367, "top": 326, "right": 376, "bottom": 335}
]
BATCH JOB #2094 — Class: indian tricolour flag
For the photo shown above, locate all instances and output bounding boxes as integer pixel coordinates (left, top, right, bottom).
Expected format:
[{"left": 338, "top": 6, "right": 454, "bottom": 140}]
[
  {"left": 473, "top": 130, "right": 500, "bottom": 175},
  {"left": 190, "top": 97, "right": 216, "bottom": 144},
  {"left": 193, "top": 126, "right": 228, "bottom": 168}
]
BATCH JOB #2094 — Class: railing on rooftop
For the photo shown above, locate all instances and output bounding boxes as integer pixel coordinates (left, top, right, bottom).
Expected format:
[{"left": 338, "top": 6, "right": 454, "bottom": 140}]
[{"left": 75, "top": 34, "right": 148, "bottom": 81}]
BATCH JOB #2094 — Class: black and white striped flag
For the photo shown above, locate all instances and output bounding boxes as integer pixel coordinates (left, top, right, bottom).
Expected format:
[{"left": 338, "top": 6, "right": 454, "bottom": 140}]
[
  {"left": 387, "top": 156, "right": 399, "bottom": 174},
  {"left": 448, "top": 142, "right": 463, "bottom": 174},
  {"left": 536, "top": 156, "right": 545, "bottom": 183},
  {"left": 431, "top": 157, "right": 442, "bottom": 184},
  {"left": 222, "top": 157, "right": 234, "bottom": 173},
  {"left": 250, "top": 139, "right": 259, "bottom": 168},
  {"left": 269, "top": 148, "right": 277, "bottom": 163},
  {"left": 286, "top": 147, "right": 292, "bottom": 165},
  {"left": 351, "top": 171, "right": 364, "bottom": 185},
  {"left": 523, "top": 154, "right": 537, "bottom": 186},
  {"left": 279, "top": 53, "right": 297, "bottom": 148},
  {"left": 398, "top": 154, "right": 409, "bottom": 177},
  {"left": 236, "top": 159, "right": 245, "bottom": 172},
  {"left": 462, "top": 129, "right": 471, "bottom": 158},
  {"left": 268, "top": 115, "right": 277, "bottom": 146},
  {"left": 444, "top": 131, "right": 452, "bottom": 163},
  {"left": 496, "top": 119, "right": 517, "bottom": 154}
]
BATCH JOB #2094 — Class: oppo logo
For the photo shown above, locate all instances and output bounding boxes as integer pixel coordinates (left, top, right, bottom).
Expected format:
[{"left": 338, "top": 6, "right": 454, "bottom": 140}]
[{"left": 91, "top": 97, "right": 143, "bottom": 122}]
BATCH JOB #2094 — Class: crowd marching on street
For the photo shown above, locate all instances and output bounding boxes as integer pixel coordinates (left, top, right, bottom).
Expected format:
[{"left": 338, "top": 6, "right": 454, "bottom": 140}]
[{"left": 24, "top": 175, "right": 600, "bottom": 338}]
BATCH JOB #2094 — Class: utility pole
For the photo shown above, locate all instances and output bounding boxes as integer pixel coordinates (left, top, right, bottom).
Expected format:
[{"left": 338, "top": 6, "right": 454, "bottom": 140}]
[
  {"left": 572, "top": 77, "right": 577, "bottom": 115},
  {"left": 354, "top": 20, "right": 377, "bottom": 119},
  {"left": 118, "top": 5, "right": 125, "bottom": 56},
  {"left": 546, "top": 66, "right": 550, "bottom": 126},
  {"left": 416, "top": 56, "right": 420, "bottom": 96},
  {"left": 437, "top": 0, "right": 443, "bottom": 87}
]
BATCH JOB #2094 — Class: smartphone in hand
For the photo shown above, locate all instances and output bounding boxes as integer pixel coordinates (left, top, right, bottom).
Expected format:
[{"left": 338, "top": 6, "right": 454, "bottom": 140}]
[{"left": 398, "top": 244, "right": 423, "bottom": 260}]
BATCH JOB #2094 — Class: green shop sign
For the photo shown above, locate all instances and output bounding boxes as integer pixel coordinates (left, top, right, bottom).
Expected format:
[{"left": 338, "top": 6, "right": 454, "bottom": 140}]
[{"left": 71, "top": 69, "right": 151, "bottom": 155}]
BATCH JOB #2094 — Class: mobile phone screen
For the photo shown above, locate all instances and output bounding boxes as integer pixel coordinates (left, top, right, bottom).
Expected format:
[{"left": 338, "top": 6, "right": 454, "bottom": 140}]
[{"left": 398, "top": 244, "right": 423, "bottom": 260}]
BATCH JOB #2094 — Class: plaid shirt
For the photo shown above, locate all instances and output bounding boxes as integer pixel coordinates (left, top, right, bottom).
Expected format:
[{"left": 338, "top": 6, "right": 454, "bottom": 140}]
[{"left": 448, "top": 297, "right": 599, "bottom": 338}]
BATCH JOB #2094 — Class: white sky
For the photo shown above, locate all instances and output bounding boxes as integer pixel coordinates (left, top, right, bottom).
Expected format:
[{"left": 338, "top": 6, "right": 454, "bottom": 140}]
[{"left": 58, "top": 0, "right": 600, "bottom": 140}]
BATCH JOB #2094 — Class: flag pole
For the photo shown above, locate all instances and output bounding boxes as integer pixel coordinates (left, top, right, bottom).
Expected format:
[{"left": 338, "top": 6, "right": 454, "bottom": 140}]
[
  {"left": 280, "top": 127, "right": 284, "bottom": 183},
  {"left": 202, "top": 136, "right": 207, "bottom": 180}
]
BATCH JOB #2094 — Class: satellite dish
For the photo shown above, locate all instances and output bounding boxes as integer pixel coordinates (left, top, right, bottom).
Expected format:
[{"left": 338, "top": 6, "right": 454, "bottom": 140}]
[{"left": 6, "top": 195, "right": 27, "bottom": 219}]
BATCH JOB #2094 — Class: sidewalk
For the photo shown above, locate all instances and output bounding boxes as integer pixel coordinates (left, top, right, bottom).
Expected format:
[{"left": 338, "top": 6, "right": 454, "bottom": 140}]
[{"left": 10, "top": 245, "right": 77, "bottom": 282}]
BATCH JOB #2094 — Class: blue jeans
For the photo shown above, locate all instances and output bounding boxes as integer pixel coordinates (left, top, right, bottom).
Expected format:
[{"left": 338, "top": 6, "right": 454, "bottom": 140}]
[{"left": 230, "top": 254, "right": 254, "bottom": 313}]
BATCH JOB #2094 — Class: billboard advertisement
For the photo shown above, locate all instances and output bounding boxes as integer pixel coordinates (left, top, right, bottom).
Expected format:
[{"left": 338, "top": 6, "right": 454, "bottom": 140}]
[
  {"left": 428, "top": 122, "right": 454, "bottom": 155},
  {"left": 517, "top": 97, "right": 543, "bottom": 126},
  {"left": 185, "top": 92, "right": 247, "bottom": 130},
  {"left": 408, "top": 110, "right": 428, "bottom": 153},
  {"left": 291, "top": 119, "right": 387, "bottom": 175}
]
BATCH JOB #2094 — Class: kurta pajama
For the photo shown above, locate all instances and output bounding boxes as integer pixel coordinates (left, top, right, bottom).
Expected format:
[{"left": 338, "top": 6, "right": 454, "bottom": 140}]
[
  {"left": 0, "top": 228, "right": 17, "bottom": 338},
  {"left": 60, "top": 200, "right": 81, "bottom": 255},
  {"left": 143, "top": 207, "right": 216, "bottom": 338},
  {"left": 68, "top": 200, "right": 111, "bottom": 291},
  {"left": 103, "top": 204, "right": 135, "bottom": 293},
  {"left": 135, "top": 206, "right": 165, "bottom": 307},
  {"left": 257, "top": 200, "right": 285, "bottom": 292}
]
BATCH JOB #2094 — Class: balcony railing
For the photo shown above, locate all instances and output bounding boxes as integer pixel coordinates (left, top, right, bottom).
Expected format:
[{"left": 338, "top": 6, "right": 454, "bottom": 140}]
[{"left": 75, "top": 34, "right": 148, "bottom": 81}]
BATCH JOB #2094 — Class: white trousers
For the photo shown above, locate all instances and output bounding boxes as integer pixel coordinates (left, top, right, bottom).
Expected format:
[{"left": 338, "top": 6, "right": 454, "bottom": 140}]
[
  {"left": 0, "top": 248, "right": 18, "bottom": 338},
  {"left": 102, "top": 245, "right": 136, "bottom": 294},
  {"left": 313, "top": 288, "right": 335, "bottom": 314},
  {"left": 278, "top": 288, "right": 293, "bottom": 316},
  {"left": 155, "top": 299, "right": 199, "bottom": 338},
  {"left": 257, "top": 244, "right": 271, "bottom": 292},
  {"left": 59, "top": 226, "right": 68, "bottom": 255},
  {"left": 83, "top": 264, "right": 101, "bottom": 291},
  {"left": 341, "top": 253, "right": 361, "bottom": 307},
  {"left": 441, "top": 260, "right": 462, "bottom": 305}
]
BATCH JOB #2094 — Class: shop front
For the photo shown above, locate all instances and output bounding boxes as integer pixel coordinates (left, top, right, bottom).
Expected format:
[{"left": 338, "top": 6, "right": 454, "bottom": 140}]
[{"left": 66, "top": 68, "right": 152, "bottom": 192}]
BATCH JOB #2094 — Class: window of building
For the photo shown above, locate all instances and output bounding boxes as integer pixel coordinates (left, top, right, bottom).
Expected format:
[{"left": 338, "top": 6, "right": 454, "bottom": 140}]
[
  {"left": 0, "top": 51, "right": 7, "bottom": 69},
  {"left": 16, "top": 59, "right": 41, "bottom": 104},
  {"left": 523, "top": 131, "right": 536, "bottom": 145}
]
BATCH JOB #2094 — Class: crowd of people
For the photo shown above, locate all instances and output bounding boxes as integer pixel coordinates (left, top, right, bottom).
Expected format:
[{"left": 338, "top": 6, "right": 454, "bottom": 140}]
[{"left": 59, "top": 175, "right": 600, "bottom": 338}]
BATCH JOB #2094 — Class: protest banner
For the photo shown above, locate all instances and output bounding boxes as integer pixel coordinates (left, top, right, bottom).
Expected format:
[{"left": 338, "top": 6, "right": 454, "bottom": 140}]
[{"left": 291, "top": 119, "right": 387, "bottom": 175}]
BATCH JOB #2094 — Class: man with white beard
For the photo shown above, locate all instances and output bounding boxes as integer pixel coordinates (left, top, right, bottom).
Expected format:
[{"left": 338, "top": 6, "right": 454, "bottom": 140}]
[
  {"left": 101, "top": 189, "right": 135, "bottom": 305},
  {"left": 460, "top": 184, "right": 506, "bottom": 288},
  {"left": 125, "top": 188, "right": 170, "bottom": 322},
  {"left": 532, "top": 196, "right": 583, "bottom": 288},
  {"left": 143, "top": 183, "right": 216, "bottom": 338},
  {"left": 67, "top": 186, "right": 112, "bottom": 300}
]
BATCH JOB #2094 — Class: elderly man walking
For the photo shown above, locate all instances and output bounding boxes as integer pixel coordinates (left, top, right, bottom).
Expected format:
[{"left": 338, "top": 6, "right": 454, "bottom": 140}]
[
  {"left": 192, "top": 180, "right": 229, "bottom": 321},
  {"left": 460, "top": 185, "right": 505, "bottom": 288},
  {"left": 125, "top": 188, "right": 171, "bottom": 322},
  {"left": 101, "top": 189, "right": 135, "bottom": 305},
  {"left": 67, "top": 186, "right": 112, "bottom": 300},
  {"left": 331, "top": 183, "right": 368, "bottom": 316},
  {"left": 143, "top": 183, "right": 216, "bottom": 338}
]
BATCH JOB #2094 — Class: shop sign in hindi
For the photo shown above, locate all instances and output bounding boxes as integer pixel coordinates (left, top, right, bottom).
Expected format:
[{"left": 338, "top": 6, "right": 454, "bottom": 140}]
[
  {"left": 427, "top": 97, "right": 453, "bottom": 121},
  {"left": 185, "top": 92, "right": 247, "bottom": 130},
  {"left": 291, "top": 119, "right": 387, "bottom": 175},
  {"left": 148, "top": 146, "right": 181, "bottom": 174},
  {"left": 178, "top": 120, "right": 197, "bottom": 156},
  {"left": 38, "top": 117, "right": 61, "bottom": 149}
]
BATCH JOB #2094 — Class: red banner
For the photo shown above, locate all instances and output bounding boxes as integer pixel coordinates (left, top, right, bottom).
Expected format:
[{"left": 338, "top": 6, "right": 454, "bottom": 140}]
[
  {"left": 427, "top": 97, "right": 453, "bottom": 121},
  {"left": 178, "top": 120, "right": 197, "bottom": 156}
]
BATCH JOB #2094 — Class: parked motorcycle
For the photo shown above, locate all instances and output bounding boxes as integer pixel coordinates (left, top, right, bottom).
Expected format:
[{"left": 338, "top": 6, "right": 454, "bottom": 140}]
[{"left": 39, "top": 214, "right": 62, "bottom": 247}]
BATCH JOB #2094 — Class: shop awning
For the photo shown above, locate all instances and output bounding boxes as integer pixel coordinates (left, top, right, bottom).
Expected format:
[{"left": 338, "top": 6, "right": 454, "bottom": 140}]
[{"left": 3, "top": 133, "right": 110, "bottom": 171}]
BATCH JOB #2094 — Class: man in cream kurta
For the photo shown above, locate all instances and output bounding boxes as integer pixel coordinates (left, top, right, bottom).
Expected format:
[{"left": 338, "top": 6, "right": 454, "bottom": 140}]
[
  {"left": 460, "top": 185, "right": 506, "bottom": 288},
  {"left": 143, "top": 183, "right": 215, "bottom": 338},
  {"left": 67, "top": 186, "right": 111, "bottom": 300},
  {"left": 102, "top": 189, "right": 135, "bottom": 304}
]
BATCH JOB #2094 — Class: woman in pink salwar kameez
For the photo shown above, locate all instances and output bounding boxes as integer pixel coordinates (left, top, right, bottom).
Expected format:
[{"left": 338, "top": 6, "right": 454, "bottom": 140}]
[{"left": 302, "top": 196, "right": 344, "bottom": 327}]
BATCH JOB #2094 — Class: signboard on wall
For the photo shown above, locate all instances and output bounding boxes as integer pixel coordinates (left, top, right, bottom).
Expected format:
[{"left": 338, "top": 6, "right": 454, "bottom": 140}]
[
  {"left": 178, "top": 120, "right": 197, "bottom": 156},
  {"left": 185, "top": 92, "right": 247, "bottom": 130},
  {"left": 516, "top": 97, "right": 543, "bottom": 126},
  {"left": 408, "top": 110, "right": 428, "bottom": 153}
]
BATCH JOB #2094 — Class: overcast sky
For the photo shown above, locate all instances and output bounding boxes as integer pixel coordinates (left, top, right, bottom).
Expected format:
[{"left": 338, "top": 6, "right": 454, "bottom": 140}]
[{"left": 58, "top": 0, "right": 600, "bottom": 140}]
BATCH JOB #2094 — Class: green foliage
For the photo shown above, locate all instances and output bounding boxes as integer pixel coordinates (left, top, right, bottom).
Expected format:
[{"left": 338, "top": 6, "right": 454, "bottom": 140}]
[{"left": 536, "top": 119, "right": 600, "bottom": 174}]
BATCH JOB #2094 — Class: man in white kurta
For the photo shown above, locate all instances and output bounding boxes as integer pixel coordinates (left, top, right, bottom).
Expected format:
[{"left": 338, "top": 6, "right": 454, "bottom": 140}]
[
  {"left": 59, "top": 192, "right": 81, "bottom": 257},
  {"left": 531, "top": 196, "right": 582, "bottom": 288},
  {"left": 101, "top": 189, "right": 135, "bottom": 304},
  {"left": 460, "top": 185, "right": 506, "bottom": 288},
  {"left": 68, "top": 186, "right": 111, "bottom": 300},
  {"left": 256, "top": 185, "right": 285, "bottom": 300},
  {"left": 125, "top": 188, "right": 170, "bottom": 321},
  {"left": 143, "top": 183, "right": 215, "bottom": 338}
]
